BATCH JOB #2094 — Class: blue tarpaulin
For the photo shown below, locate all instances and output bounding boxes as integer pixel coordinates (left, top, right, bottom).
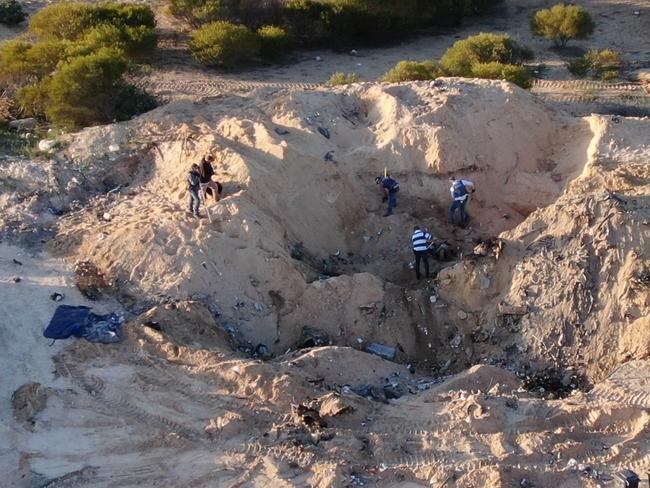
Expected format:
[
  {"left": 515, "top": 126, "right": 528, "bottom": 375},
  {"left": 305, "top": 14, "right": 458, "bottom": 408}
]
[{"left": 44, "top": 305, "right": 123, "bottom": 343}]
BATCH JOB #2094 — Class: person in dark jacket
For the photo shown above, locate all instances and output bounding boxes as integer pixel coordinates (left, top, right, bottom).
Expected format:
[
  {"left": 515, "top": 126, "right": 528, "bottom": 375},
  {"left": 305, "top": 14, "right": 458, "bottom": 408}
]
[
  {"left": 375, "top": 174, "right": 400, "bottom": 216},
  {"left": 188, "top": 163, "right": 202, "bottom": 218},
  {"left": 198, "top": 155, "right": 223, "bottom": 202},
  {"left": 449, "top": 176, "right": 475, "bottom": 226}
]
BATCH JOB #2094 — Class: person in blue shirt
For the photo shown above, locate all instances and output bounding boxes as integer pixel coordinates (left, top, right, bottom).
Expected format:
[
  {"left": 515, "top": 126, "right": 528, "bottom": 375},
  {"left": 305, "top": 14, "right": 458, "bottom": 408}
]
[
  {"left": 375, "top": 174, "right": 400, "bottom": 216},
  {"left": 411, "top": 225, "right": 433, "bottom": 279},
  {"left": 448, "top": 176, "right": 475, "bottom": 226}
]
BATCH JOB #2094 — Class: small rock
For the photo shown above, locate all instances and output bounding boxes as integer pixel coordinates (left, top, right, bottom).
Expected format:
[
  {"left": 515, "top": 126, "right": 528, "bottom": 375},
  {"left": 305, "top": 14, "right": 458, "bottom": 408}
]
[
  {"left": 349, "top": 49, "right": 359, "bottom": 56},
  {"left": 108, "top": 144, "right": 120, "bottom": 152},
  {"left": 429, "top": 295, "right": 437, "bottom": 304},
  {"left": 13, "top": 276, "right": 21, "bottom": 283},
  {"left": 8, "top": 118, "right": 37, "bottom": 131},
  {"left": 366, "top": 342, "right": 396, "bottom": 361},
  {"left": 274, "top": 127, "right": 289, "bottom": 135},
  {"left": 450, "top": 334, "right": 462, "bottom": 348},
  {"left": 457, "top": 310, "right": 468, "bottom": 320},
  {"left": 102, "top": 212, "right": 112, "bottom": 221},
  {"left": 50, "top": 292, "right": 65, "bottom": 302},
  {"left": 315, "top": 56, "right": 322, "bottom": 61},
  {"left": 38, "top": 139, "right": 57, "bottom": 152}
]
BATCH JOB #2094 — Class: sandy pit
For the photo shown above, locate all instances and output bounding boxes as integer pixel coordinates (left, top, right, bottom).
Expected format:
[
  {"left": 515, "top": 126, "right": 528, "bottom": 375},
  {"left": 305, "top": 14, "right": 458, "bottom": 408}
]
[{"left": 0, "top": 78, "right": 648, "bottom": 487}]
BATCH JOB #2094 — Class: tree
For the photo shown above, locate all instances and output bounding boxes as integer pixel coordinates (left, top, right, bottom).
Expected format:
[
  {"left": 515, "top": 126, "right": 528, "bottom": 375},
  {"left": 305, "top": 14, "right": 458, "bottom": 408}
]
[
  {"left": 531, "top": 4, "right": 595, "bottom": 48},
  {"left": 257, "top": 25, "right": 293, "bottom": 60}
]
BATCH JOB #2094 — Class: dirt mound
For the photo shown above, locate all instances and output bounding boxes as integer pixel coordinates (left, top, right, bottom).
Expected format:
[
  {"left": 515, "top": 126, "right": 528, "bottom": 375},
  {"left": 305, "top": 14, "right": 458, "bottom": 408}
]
[
  {"left": 41, "top": 82, "right": 577, "bottom": 350},
  {"left": 43, "top": 79, "right": 649, "bottom": 384},
  {"left": 17, "top": 299, "right": 650, "bottom": 486}
]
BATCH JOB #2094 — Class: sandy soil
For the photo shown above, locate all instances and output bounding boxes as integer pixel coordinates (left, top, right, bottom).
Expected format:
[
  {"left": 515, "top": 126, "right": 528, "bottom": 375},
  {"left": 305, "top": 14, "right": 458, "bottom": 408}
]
[
  {"left": 1, "top": 290, "right": 648, "bottom": 487},
  {"left": 1, "top": 1, "right": 649, "bottom": 486},
  {"left": 0, "top": 243, "right": 120, "bottom": 487}
]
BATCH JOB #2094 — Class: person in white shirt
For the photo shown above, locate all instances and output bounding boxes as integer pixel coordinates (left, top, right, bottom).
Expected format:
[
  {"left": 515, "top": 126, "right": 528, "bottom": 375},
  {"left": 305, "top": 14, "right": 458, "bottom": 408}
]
[
  {"left": 411, "top": 225, "right": 433, "bottom": 279},
  {"left": 449, "top": 176, "right": 475, "bottom": 226}
]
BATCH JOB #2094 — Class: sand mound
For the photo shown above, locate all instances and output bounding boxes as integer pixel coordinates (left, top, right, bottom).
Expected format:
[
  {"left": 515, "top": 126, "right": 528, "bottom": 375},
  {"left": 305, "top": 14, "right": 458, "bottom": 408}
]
[
  {"left": 43, "top": 79, "right": 648, "bottom": 381},
  {"left": 3, "top": 79, "right": 648, "bottom": 487}
]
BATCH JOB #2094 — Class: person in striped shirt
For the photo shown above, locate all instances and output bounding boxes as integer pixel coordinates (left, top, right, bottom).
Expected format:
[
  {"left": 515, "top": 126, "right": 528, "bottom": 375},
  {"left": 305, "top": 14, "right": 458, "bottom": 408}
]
[{"left": 412, "top": 225, "right": 433, "bottom": 280}]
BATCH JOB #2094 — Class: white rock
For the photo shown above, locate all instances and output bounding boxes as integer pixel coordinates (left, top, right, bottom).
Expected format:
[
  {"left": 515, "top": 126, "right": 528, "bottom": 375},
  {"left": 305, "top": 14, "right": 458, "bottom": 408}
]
[
  {"left": 38, "top": 139, "right": 57, "bottom": 152},
  {"left": 457, "top": 310, "right": 468, "bottom": 320},
  {"left": 429, "top": 295, "right": 437, "bottom": 304},
  {"left": 108, "top": 144, "right": 120, "bottom": 152},
  {"left": 102, "top": 212, "right": 112, "bottom": 221}
]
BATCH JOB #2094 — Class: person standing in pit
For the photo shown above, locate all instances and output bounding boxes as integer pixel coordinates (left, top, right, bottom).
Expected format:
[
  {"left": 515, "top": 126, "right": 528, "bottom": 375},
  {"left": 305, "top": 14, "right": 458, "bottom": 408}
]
[
  {"left": 411, "top": 225, "right": 433, "bottom": 280},
  {"left": 449, "top": 176, "right": 475, "bottom": 226},
  {"left": 187, "top": 163, "right": 202, "bottom": 218},
  {"left": 375, "top": 173, "right": 400, "bottom": 216},
  {"left": 198, "top": 154, "right": 223, "bottom": 202}
]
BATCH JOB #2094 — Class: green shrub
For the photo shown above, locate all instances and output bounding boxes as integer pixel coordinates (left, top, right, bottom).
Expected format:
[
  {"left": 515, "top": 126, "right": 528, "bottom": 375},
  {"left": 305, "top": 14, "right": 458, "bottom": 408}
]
[
  {"left": 568, "top": 49, "right": 623, "bottom": 80},
  {"left": 567, "top": 57, "right": 589, "bottom": 77},
  {"left": 258, "top": 25, "right": 292, "bottom": 59},
  {"left": 0, "top": 39, "right": 72, "bottom": 83},
  {"left": 441, "top": 32, "right": 533, "bottom": 76},
  {"left": 1, "top": 2, "right": 157, "bottom": 129},
  {"left": 17, "top": 48, "right": 154, "bottom": 129},
  {"left": 282, "top": 0, "right": 472, "bottom": 44},
  {"left": 600, "top": 69, "right": 619, "bottom": 81},
  {"left": 29, "top": 2, "right": 155, "bottom": 41},
  {"left": 382, "top": 60, "right": 441, "bottom": 82},
  {"left": 30, "top": 3, "right": 101, "bottom": 40},
  {"left": 16, "top": 79, "right": 53, "bottom": 118},
  {"left": 189, "top": 21, "right": 260, "bottom": 68},
  {"left": 283, "top": 0, "right": 328, "bottom": 42},
  {"left": 107, "top": 4, "right": 155, "bottom": 28},
  {"left": 470, "top": 61, "right": 531, "bottom": 88},
  {"left": 168, "top": 0, "right": 224, "bottom": 26},
  {"left": 0, "top": 0, "right": 26, "bottom": 25},
  {"left": 327, "top": 72, "right": 360, "bottom": 85},
  {"left": 531, "top": 4, "right": 594, "bottom": 48},
  {"left": 81, "top": 24, "right": 157, "bottom": 57},
  {"left": 0, "top": 94, "right": 13, "bottom": 125}
]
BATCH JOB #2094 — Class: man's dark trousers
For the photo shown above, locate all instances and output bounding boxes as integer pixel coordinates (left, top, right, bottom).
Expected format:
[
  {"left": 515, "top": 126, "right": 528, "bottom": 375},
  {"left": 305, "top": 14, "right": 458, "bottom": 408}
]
[{"left": 414, "top": 250, "right": 430, "bottom": 279}]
